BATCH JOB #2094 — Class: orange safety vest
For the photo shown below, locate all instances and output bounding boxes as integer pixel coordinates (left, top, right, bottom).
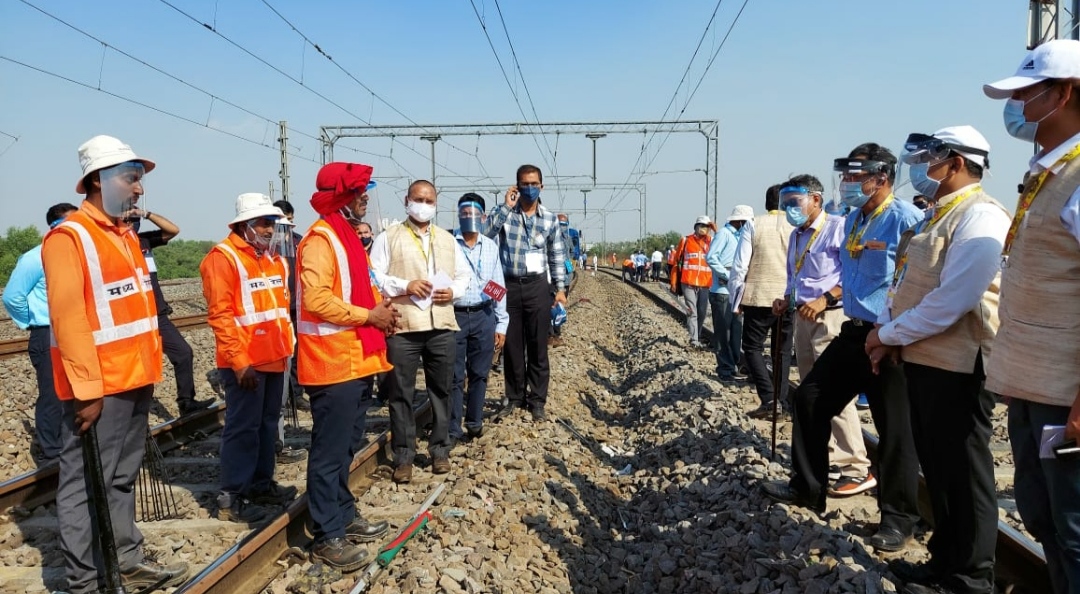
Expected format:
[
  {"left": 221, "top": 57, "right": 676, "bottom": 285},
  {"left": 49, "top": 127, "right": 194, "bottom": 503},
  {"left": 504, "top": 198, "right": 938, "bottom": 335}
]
[
  {"left": 671, "top": 234, "right": 712, "bottom": 290},
  {"left": 296, "top": 220, "right": 392, "bottom": 385},
  {"left": 207, "top": 236, "right": 294, "bottom": 369},
  {"left": 47, "top": 211, "right": 163, "bottom": 400},
  {"left": 622, "top": 258, "right": 634, "bottom": 268}
]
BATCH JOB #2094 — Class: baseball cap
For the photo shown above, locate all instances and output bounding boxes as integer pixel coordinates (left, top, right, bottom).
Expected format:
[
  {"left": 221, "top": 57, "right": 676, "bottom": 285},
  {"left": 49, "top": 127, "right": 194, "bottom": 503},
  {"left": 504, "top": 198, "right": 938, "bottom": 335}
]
[{"left": 984, "top": 39, "right": 1080, "bottom": 99}]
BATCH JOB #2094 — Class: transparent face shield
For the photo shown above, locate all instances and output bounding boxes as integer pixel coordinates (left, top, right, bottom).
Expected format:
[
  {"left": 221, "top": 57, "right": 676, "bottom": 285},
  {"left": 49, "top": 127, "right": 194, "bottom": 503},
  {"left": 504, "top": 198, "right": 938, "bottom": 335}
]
[
  {"left": 899, "top": 133, "right": 989, "bottom": 201},
  {"left": 242, "top": 217, "right": 279, "bottom": 252},
  {"left": 269, "top": 218, "right": 297, "bottom": 258},
  {"left": 99, "top": 161, "right": 146, "bottom": 220},
  {"left": 832, "top": 158, "right": 891, "bottom": 208},
  {"left": 458, "top": 201, "right": 484, "bottom": 233}
]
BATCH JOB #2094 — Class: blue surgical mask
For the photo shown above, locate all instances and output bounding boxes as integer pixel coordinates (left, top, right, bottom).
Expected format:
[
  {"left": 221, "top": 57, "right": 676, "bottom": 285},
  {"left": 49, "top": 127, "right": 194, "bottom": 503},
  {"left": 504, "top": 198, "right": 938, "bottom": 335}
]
[
  {"left": 785, "top": 205, "right": 808, "bottom": 227},
  {"left": 518, "top": 186, "right": 540, "bottom": 203},
  {"left": 908, "top": 162, "right": 942, "bottom": 199},
  {"left": 1004, "top": 86, "right": 1057, "bottom": 143},
  {"left": 839, "top": 181, "right": 872, "bottom": 209}
]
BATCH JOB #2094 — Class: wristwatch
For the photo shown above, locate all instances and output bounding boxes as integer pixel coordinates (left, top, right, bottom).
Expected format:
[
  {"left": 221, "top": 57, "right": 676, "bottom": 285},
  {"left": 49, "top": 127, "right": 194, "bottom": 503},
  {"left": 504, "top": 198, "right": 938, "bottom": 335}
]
[
  {"left": 823, "top": 292, "right": 839, "bottom": 307},
  {"left": 143, "top": 211, "right": 153, "bottom": 220}
]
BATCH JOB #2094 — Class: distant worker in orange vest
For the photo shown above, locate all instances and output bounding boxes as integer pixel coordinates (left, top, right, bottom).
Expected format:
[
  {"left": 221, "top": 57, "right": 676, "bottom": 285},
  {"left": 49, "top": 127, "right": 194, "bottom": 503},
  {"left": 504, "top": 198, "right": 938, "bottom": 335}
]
[
  {"left": 200, "top": 193, "right": 298, "bottom": 524},
  {"left": 670, "top": 215, "right": 715, "bottom": 348},
  {"left": 297, "top": 162, "right": 397, "bottom": 571},
  {"left": 44, "top": 135, "right": 189, "bottom": 593}
]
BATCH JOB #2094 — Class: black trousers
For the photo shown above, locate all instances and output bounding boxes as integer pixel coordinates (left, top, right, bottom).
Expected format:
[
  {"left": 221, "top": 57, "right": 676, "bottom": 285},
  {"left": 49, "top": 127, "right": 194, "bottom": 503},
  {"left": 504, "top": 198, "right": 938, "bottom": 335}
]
[
  {"left": 28, "top": 326, "right": 63, "bottom": 460},
  {"left": 740, "top": 305, "right": 793, "bottom": 406},
  {"left": 790, "top": 321, "right": 920, "bottom": 535},
  {"left": 158, "top": 314, "right": 195, "bottom": 404},
  {"left": 907, "top": 360, "right": 996, "bottom": 593},
  {"left": 307, "top": 378, "right": 367, "bottom": 542},
  {"left": 503, "top": 275, "right": 552, "bottom": 410},
  {"left": 385, "top": 330, "right": 454, "bottom": 465}
]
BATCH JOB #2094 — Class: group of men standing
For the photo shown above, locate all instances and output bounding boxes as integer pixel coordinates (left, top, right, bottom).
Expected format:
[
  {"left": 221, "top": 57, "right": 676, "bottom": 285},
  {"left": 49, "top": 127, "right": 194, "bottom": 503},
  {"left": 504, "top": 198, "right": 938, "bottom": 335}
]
[{"left": 40, "top": 133, "right": 567, "bottom": 592}]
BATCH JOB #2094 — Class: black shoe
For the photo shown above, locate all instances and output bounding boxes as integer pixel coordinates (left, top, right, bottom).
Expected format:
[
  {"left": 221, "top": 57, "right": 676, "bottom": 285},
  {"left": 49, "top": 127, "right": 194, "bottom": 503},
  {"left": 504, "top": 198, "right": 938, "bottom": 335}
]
[
  {"left": 216, "top": 492, "right": 269, "bottom": 523},
  {"left": 121, "top": 555, "right": 190, "bottom": 591},
  {"left": 747, "top": 403, "right": 777, "bottom": 420},
  {"left": 466, "top": 426, "right": 484, "bottom": 439},
  {"left": 248, "top": 482, "right": 298, "bottom": 506},
  {"left": 531, "top": 407, "right": 547, "bottom": 422},
  {"left": 310, "top": 537, "right": 368, "bottom": 572},
  {"left": 760, "top": 481, "right": 824, "bottom": 513},
  {"left": 869, "top": 527, "right": 912, "bottom": 553},
  {"left": 346, "top": 514, "right": 390, "bottom": 543},
  {"left": 902, "top": 583, "right": 957, "bottom": 594},
  {"left": 888, "top": 559, "right": 942, "bottom": 586},
  {"left": 276, "top": 445, "right": 308, "bottom": 465},
  {"left": 496, "top": 401, "right": 522, "bottom": 421},
  {"left": 178, "top": 397, "right": 215, "bottom": 416},
  {"left": 718, "top": 374, "right": 748, "bottom": 384}
]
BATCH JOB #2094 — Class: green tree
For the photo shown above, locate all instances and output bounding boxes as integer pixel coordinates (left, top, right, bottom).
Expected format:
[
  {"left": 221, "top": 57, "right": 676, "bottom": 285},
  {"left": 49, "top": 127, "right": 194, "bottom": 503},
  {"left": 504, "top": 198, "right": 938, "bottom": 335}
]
[
  {"left": 153, "top": 239, "right": 215, "bottom": 279},
  {"left": 0, "top": 225, "right": 43, "bottom": 286}
]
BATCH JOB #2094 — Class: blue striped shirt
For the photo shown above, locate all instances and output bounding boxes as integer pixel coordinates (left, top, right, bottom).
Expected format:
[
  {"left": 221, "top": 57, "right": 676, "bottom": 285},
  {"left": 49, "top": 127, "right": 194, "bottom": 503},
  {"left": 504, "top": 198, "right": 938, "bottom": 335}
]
[
  {"left": 841, "top": 198, "right": 922, "bottom": 322},
  {"left": 454, "top": 231, "right": 509, "bottom": 334},
  {"left": 2, "top": 245, "right": 50, "bottom": 329},
  {"left": 484, "top": 203, "right": 567, "bottom": 290}
]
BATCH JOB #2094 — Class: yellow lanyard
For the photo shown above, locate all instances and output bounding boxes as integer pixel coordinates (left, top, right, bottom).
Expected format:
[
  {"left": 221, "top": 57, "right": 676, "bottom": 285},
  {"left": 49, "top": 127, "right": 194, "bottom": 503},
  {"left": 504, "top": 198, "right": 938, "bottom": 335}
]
[
  {"left": 892, "top": 185, "right": 981, "bottom": 286},
  {"left": 793, "top": 213, "right": 826, "bottom": 275},
  {"left": 845, "top": 194, "right": 894, "bottom": 258},
  {"left": 1003, "top": 143, "right": 1080, "bottom": 257},
  {"left": 406, "top": 223, "right": 431, "bottom": 262}
]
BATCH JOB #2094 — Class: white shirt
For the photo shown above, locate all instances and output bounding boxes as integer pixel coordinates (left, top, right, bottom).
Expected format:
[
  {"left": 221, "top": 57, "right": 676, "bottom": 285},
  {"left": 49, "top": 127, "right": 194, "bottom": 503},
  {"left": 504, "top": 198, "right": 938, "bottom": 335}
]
[
  {"left": 369, "top": 221, "right": 471, "bottom": 300},
  {"left": 728, "top": 218, "right": 755, "bottom": 311},
  {"left": 877, "top": 185, "right": 1011, "bottom": 346},
  {"left": 651, "top": 250, "right": 663, "bottom": 263},
  {"left": 1029, "top": 130, "right": 1080, "bottom": 249}
]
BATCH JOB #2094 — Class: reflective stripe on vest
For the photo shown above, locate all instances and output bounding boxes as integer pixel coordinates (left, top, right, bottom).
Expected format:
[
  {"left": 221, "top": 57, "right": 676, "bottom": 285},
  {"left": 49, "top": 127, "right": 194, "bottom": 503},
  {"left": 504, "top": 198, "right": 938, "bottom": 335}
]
[
  {"left": 215, "top": 242, "right": 289, "bottom": 327},
  {"left": 58, "top": 221, "right": 156, "bottom": 345},
  {"left": 297, "top": 226, "right": 352, "bottom": 337}
]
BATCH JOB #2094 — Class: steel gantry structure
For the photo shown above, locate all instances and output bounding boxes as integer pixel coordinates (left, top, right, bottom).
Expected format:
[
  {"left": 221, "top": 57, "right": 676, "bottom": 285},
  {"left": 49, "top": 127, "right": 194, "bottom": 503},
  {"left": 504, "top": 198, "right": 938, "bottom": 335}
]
[
  {"left": 1029, "top": 0, "right": 1080, "bottom": 48},
  {"left": 319, "top": 120, "right": 720, "bottom": 221}
]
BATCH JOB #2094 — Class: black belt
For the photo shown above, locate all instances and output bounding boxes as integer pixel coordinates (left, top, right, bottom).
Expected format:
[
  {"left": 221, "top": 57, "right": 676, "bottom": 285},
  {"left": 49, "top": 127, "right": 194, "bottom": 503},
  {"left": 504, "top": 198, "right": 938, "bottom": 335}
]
[
  {"left": 505, "top": 273, "right": 545, "bottom": 284},
  {"left": 454, "top": 303, "right": 492, "bottom": 313},
  {"left": 847, "top": 318, "right": 874, "bottom": 327},
  {"left": 27, "top": 324, "right": 49, "bottom": 330}
]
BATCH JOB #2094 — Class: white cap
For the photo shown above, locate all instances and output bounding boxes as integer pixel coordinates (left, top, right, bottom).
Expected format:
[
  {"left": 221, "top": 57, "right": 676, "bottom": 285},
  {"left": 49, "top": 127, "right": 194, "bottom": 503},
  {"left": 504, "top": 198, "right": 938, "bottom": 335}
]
[
  {"left": 931, "top": 125, "right": 991, "bottom": 168},
  {"left": 229, "top": 193, "right": 291, "bottom": 226},
  {"left": 984, "top": 39, "right": 1080, "bottom": 99},
  {"left": 727, "top": 205, "right": 754, "bottom": 222},
  {"left": 694, "top": 215, "right": 712, "bottom": 226},
  {"left": 76, "top": 135, "right": 156, "bottom": 194}
]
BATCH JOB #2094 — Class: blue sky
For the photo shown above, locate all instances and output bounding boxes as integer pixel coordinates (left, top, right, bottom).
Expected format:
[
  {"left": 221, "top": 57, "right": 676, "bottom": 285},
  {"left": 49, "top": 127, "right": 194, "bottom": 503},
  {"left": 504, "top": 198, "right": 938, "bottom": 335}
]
[{"left": 0, "top": 0, "right": 1036, "bottom": 243}]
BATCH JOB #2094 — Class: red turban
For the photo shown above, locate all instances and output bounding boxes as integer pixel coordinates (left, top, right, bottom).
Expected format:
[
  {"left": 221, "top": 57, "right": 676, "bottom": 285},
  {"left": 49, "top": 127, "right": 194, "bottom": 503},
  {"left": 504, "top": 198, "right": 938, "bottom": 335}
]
[{"left": 308, "top": 162, "right": 385, "bottom": 353}]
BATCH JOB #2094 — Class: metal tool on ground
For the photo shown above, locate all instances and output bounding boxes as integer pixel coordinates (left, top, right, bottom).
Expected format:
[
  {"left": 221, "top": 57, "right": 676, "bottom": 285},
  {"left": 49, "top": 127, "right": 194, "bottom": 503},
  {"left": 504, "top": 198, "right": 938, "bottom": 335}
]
[
  {"left": 83, "top": 424, "right": 128, "bottom": 594},
  {"left": 769, "top": 317, "right": 784, "bottom": 461},
  {"left": 348, "top": 482, "right": 446, "bottom": 594},
  {"left": 137, "top": 429, "right": 179, "bottom": 522}
]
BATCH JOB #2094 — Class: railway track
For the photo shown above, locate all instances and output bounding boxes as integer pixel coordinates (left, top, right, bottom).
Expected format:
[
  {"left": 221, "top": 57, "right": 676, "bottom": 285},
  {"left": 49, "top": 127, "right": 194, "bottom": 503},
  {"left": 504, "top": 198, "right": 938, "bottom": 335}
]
[
  {"left": 601, "top": 268, "right": 1049, "bottom": 593},
  {"left": 0, "top": 313, "right": 208, "bottom": 360}
]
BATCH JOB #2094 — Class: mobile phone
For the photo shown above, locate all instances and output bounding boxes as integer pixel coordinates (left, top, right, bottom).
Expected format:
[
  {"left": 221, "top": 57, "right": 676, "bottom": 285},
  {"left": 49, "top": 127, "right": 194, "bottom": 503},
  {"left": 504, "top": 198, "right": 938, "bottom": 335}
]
[{"left": 1053, "top": 440, "right": 1080, "bottom": 460}]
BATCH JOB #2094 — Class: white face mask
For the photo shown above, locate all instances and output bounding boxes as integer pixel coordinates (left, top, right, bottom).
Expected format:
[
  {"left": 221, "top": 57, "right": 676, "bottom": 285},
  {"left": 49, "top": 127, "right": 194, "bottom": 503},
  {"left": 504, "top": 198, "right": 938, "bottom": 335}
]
[{"left": 406, "top": 200, "right": 436, "bottom": 223}]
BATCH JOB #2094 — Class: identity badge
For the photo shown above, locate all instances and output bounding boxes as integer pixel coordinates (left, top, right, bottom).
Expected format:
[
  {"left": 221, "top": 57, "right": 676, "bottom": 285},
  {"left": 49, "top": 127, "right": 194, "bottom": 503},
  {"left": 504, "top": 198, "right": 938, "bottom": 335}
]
[{"left": 483, "top": 280, "right": 507, "bottom": 301}]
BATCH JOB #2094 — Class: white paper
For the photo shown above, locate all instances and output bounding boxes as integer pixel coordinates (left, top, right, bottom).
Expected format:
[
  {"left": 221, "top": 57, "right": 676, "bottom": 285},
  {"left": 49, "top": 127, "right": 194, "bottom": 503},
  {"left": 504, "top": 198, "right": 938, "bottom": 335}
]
[
  {"left": 410, "top": 271, "right": 454, "bottom": 311},
  {"left": 525, "top": 251, "right": 545, "bottom": 273},
  {"left": 1040, "top": 425, "right": 1066, "bottom": 460}
]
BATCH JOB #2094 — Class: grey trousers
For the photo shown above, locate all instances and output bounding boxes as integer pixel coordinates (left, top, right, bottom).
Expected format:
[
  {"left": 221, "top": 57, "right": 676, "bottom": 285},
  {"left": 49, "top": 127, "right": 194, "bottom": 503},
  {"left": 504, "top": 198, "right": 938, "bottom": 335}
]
[
  {"left": 384, "top": 330, "right": 455, "bottom": 465},
  {"left": 57, "top": 386, "right": 152, "bottom": 594}
]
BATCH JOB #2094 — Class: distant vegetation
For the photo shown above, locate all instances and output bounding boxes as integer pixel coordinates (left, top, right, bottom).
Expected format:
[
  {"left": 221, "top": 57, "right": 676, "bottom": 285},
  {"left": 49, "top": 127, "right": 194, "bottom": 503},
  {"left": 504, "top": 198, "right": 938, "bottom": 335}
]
[{"left": 0, "top": 225, "right": 213, "bottom": 286}]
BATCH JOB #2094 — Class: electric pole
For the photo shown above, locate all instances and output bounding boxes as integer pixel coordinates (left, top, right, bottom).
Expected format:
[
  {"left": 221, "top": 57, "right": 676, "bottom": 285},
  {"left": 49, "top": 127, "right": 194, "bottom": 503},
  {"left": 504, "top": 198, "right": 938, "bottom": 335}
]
[
  {"left": 580, "top": 188, "right": 590, "bottom": 250},
  {"left": 1029, "top": 0, "right": 1080, "bottom": 48},
  {"left": 268, "top": 181, "right": 275, "bottom": 200},
  {"left": 278, "top": 121, "right": 290, "bottom": 202},
  {"left": 585, "top": 133, "right": 606, "bottom": 187}
]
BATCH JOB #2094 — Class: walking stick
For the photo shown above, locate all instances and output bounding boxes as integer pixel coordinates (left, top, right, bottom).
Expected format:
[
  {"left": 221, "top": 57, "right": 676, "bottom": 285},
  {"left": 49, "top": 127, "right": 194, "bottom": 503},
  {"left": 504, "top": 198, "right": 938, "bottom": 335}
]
[
  {"left": 770, "top": 316, "right": 784, "bottom": 462},
  {"left": 83, "top": 424, "right": 128, "bottom": 594}
]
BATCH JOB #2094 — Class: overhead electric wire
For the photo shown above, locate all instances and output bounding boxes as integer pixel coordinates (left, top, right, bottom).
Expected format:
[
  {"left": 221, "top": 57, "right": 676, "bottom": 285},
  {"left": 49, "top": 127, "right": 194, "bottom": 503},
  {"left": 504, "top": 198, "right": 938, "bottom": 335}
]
[
  {"left": 1, "top": 55, "right": 320, "bottom": 163},
  {"left": 467, "top": 0, "right": 558, "bottom": 181},
  {"left": 258, "top": 0, "right": 499, "bottom": 188}
]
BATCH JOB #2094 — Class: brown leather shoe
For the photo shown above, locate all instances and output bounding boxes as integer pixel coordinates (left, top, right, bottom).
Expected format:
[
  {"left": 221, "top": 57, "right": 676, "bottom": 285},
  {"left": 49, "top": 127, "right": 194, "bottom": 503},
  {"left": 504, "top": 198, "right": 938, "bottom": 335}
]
[
  {"left": 392, "top": 463, "right": 413, "bottom": 483},
  {"left": 432, "top": 457, "right": 450, "bottom": 474}
]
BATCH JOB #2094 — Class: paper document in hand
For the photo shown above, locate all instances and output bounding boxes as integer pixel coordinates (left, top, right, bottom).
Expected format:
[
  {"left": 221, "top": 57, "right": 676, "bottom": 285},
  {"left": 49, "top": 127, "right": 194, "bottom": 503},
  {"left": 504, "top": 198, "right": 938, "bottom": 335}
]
[{"left": 410, "top": 271, "right": 454, "bottom": 311}]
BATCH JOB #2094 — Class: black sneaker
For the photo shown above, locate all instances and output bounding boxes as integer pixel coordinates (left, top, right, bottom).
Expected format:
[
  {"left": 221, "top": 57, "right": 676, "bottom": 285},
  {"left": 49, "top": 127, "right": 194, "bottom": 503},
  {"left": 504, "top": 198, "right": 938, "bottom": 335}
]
[
  {"left": 121, "top": 554, "right": 190, "bottom": 591},
  {"left": 216, "top": 492, "right": 268, "bottom": 523},
  {"left": 178, "top": 397, "right": 215, "bottom": 416},
  {"left": 276, "top": 445, "right": 308, "bottom": 465},
  {"left": 248, "top": 482, "right": 298, "bottom": 506},
  {"left": 310, "top": 537, "right": 368, "bottom": 572}
]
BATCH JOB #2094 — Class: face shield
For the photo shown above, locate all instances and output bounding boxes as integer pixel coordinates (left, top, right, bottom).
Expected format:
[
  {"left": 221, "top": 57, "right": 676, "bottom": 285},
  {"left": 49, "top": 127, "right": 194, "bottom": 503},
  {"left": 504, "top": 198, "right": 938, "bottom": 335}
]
[
  {"left": 779, "top": 186, "right": 820, "bottom": 227},
  {"left": 242, "top": 216, "right": 278, "bottom": 252},
  {"left": 99, "top": 161, "right": 146, "bottom": 220},
  {"left": 269, "top": 217, "right": 297, "bottom": 258},
  {"left": 832, "top": 158, "right": 891, "bottom": 209},
  {"left": 458, "top": 201, "right": 484, "bottom": 234},
  {"left": 900, "top": 133, "right": 990, "bottom": 200}
]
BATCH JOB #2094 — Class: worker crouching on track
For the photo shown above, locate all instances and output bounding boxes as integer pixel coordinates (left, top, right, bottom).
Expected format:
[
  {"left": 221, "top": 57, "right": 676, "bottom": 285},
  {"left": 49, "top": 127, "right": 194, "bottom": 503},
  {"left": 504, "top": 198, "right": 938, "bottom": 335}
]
[
  {"left": 865, "top": 127, "right": 1007, "bottom": 594},
  {"left": 45, "top": 135, "right": 189, "bottom": 593},
  {"left": 200, "top": 193, "right": 298, "bottom": 523},
  {"left": 297, "top": 162, "right": 395, "bottom": 571}
]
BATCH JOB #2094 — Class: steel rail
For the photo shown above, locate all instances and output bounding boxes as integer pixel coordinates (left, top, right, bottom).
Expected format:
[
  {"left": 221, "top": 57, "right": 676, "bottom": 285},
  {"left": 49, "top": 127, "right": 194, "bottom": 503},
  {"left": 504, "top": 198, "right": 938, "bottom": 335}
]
[
  {"left": 0, "top": 313, "right": 207, "bottom": 360},
  {"left": 599, "top": 268, "right": 1050, "bottom": 593}
]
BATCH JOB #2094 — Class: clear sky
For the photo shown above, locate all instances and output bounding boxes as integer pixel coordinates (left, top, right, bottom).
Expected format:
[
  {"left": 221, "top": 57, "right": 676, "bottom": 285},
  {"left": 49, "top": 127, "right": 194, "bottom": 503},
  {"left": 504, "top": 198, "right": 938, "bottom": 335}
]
[{"left": 0, "top": 0, "right": 1038, "bottom": 243}]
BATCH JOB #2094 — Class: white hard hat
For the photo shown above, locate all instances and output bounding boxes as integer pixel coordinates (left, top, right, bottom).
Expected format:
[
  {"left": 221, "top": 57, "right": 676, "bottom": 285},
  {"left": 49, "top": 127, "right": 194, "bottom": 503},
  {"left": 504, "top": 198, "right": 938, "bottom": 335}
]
[
  {"left": 694, "top": 215, "right": 712, "bottom": 226},
  {"left": 229, "top": 193, "right": 292, "bottom": 226},
  {"left": 76, "top": 135, "right": 156, "bottom": 194}
]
